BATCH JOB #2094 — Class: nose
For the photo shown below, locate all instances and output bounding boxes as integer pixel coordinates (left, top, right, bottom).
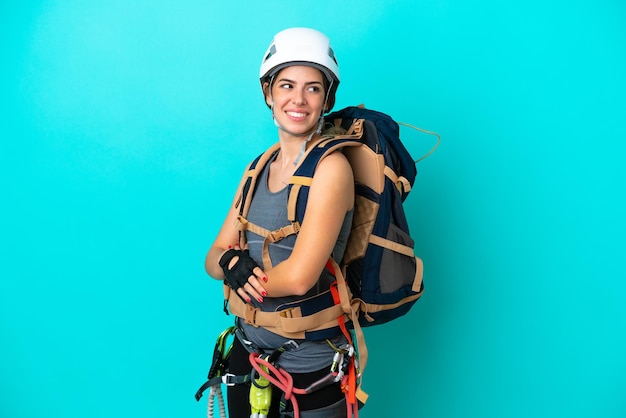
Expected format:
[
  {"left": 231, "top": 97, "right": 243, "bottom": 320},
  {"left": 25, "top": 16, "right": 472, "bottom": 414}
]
[{"left": 292, "top": 88, "right": 306, "bottom": 105}]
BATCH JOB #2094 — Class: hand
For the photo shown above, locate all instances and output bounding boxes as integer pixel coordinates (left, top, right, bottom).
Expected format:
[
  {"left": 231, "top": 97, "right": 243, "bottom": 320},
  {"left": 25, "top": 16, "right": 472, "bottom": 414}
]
[{"left": 218, "top": 245, "right": 267, "bottom": 304}]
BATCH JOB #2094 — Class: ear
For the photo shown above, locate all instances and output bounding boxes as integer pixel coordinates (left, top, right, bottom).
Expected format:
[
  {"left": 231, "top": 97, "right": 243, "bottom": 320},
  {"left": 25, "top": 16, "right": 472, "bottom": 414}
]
[{"left": 262, "top": 82, "right": 272, "bottom": 107}]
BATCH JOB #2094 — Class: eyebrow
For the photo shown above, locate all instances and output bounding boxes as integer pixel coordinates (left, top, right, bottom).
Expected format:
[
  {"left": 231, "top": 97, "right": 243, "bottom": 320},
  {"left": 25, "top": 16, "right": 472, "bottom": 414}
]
[{"left": 277, "top": 78, "right": 323, "bottom": 86}]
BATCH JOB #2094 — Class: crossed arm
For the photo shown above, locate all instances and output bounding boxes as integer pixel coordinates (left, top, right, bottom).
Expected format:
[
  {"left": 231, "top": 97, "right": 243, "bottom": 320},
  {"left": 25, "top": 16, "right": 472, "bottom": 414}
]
[{"left": 205, "top": 151, "right": 354, "bottom": 303}]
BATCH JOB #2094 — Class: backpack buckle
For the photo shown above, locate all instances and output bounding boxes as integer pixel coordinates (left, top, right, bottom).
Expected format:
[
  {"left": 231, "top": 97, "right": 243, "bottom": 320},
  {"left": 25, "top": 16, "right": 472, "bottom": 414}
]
[
  {"left": 268, "top": 224, "right": 299, "bottom": 242},
  {"left": 244, "top": 306, "right": 260, "bottom": 327}
]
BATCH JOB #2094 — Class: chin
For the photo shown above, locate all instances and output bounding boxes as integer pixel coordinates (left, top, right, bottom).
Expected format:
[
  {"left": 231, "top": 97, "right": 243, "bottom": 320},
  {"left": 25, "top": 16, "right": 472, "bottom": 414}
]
[{"left": 280, "top": 122, "right": 318, "bottom": 136}]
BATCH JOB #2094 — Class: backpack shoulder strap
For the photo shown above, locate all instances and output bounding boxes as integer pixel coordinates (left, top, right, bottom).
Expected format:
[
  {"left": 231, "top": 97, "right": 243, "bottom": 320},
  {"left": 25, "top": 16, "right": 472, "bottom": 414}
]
[
  {"left": 234, "top": 142, "right": 280, "bottom": 246},
  {"left": 286, "top": 127, "right": 364, "bottom": 225}
]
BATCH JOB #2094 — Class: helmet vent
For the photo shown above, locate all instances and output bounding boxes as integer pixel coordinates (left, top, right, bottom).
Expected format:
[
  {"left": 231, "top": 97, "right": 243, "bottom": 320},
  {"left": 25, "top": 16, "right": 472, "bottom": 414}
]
[
  {"left": 328, "top": 47, "right": 337, "bottom": 65},
  {"left": 264, "top": 44, "right": 277, "bottom": 63}
]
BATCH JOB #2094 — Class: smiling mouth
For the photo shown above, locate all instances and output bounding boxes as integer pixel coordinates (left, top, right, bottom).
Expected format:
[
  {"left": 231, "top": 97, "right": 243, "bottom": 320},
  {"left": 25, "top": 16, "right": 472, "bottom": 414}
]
[{"left": 286, "top": 111, "right": 307, "bottom": 118}]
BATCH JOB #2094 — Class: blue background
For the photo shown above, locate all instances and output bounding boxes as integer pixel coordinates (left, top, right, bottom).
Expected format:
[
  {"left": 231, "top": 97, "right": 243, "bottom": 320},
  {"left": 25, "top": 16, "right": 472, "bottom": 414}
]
[{"left": 2, "top": 1, "right": 625, "bottom": 417}]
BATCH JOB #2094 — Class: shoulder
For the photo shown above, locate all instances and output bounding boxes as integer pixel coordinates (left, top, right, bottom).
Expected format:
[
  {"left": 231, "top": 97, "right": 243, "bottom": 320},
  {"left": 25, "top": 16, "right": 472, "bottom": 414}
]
[
  {"left": 312, "top": 151, "right": 353, "bottom": 193},
  {"left": 315, "top": 149, "right": 352, "bottom": 177}
]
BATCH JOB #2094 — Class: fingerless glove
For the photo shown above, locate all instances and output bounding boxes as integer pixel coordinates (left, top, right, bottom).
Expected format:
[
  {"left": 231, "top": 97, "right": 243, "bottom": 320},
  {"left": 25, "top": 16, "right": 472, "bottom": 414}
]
[{"left": 218, "top": 248, "right": 260, "bottom": 291}]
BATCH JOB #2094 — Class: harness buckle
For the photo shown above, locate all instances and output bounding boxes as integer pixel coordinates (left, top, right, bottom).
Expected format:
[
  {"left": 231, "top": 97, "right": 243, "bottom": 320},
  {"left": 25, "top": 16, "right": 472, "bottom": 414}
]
[{"left": 221, "top": 373, "right": 238, "bottom": 387}]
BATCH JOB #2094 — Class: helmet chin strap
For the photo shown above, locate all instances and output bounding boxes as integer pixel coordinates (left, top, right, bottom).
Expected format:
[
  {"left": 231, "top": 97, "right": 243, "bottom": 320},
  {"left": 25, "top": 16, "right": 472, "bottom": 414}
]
[
  {"left": 272, "top": 113, "right": 322, "bottom": 166},
  {"left": 270, "top": 106, "right": 325, "bottom": 167}
]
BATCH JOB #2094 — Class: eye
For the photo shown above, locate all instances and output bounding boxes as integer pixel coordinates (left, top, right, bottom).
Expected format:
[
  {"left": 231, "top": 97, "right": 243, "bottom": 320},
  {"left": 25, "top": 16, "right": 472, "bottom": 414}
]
[
  {"left": 307, "top": 85, "right": 322, "bottom": 93},
  {"left": 279, "top": 82, "right": 294, "bottom": 89}
]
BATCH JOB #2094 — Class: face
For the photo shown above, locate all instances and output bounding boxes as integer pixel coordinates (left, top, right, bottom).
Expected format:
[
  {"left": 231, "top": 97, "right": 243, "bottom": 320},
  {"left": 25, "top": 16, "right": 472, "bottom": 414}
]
[{"left": 264, "top": 65, "right": 326, "bottom": 137}]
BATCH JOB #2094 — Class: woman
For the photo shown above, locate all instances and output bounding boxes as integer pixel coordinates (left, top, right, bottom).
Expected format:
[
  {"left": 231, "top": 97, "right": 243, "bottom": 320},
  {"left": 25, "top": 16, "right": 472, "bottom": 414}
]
[{"left": 204, "top": 28, "right": 355, "bottom": 417}]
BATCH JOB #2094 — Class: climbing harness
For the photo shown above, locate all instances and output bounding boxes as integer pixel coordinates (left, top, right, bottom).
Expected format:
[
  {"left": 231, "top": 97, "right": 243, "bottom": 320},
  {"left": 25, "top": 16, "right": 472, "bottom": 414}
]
[{"left": 195, "top": 325, "right": 361, "bottom": 418}]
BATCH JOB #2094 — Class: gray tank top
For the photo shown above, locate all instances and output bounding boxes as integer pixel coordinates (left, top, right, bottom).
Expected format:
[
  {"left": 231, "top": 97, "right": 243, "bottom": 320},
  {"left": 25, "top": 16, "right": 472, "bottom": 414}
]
[{"left": 240, "top": 151, "right": 353, "bottom": 372}]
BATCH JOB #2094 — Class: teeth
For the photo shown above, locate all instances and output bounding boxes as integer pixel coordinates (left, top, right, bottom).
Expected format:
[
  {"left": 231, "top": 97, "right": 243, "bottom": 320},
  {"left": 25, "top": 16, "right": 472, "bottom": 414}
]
[{"left": 287, "top": 112, "right": 306, "bottom": 118}]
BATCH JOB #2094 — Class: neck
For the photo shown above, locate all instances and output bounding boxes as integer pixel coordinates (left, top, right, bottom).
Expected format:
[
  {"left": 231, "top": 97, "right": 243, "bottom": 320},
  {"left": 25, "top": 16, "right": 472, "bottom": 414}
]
[{"left": 276, "top": 132, "right": 319, "bottom": 168}]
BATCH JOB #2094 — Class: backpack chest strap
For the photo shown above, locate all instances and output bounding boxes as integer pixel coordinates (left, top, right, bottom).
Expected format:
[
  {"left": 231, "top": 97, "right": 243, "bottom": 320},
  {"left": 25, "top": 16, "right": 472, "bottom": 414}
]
[{"left": 235, "top": 215, "right": 301, "bottom": 268}]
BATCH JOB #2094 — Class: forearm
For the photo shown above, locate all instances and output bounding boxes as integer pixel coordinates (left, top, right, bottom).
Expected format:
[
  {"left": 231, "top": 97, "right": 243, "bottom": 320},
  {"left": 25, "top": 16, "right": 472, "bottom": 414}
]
[
  {"left": 261, "top": 253, "right": 327, "bottom": 297},
  {"left": 205, "top": 246, "right": 227, "bottom": 280}
]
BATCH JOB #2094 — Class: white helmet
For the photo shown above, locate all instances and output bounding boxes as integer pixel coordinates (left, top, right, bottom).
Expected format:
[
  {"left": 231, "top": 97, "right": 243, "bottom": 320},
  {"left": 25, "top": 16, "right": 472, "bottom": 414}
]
[{"left": 259, "top": 27, "right": 340, "bottom": 111}]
